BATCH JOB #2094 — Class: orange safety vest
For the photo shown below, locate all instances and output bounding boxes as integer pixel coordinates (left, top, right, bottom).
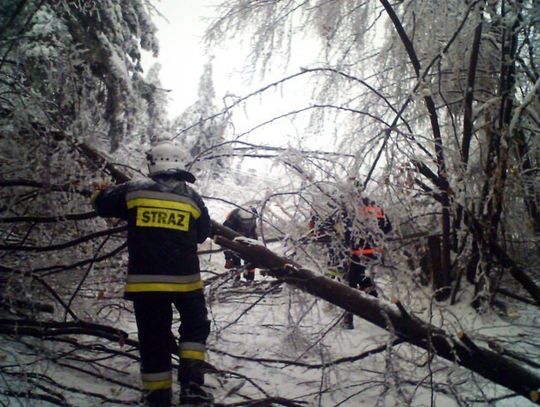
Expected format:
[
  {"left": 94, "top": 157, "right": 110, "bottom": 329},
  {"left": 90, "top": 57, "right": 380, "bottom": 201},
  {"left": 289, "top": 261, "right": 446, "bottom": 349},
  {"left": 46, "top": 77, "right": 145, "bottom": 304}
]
[
  {"left": 352, "top": 201, "right": 386, "bottom": 255},
  {"left": 351, "top": 247, "right": 383, "bottom": 256},
  {"left": 358, "top": 205, "right": 385, "bottom": 219}
]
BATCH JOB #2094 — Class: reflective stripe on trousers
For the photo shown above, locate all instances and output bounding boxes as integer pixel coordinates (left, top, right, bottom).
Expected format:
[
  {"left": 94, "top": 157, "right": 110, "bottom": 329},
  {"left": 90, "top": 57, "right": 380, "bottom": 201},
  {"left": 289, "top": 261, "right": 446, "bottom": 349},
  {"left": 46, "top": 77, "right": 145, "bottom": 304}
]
[
  {"left": 125, "top": 273, "right": 203, "bottom": 293},
  {"left": 179, "top": 341, "right": 206, "bottom": 361},
  {"left": 141, "top": 370, "right": 172, "bottom": 391}
]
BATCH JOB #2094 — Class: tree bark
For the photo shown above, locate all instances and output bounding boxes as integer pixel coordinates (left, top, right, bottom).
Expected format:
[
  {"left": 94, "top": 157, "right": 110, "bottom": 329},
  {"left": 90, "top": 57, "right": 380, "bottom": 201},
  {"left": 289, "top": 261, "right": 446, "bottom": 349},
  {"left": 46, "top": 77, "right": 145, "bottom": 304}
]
[
  {"left": 415, "top": 178, "right": 540, "bottom": 305},
  {"left": 379, "top": 0, "right": 452, "bottom": 311},
  {"left": 213, "top": 233, "right": 540, "bottom": 404}
]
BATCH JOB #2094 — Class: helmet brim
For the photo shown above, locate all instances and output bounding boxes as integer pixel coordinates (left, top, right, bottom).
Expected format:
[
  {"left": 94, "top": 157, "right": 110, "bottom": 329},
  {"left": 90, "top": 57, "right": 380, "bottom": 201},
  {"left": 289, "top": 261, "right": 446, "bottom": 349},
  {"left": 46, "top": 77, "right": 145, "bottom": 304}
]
[{"left": 151, "top": 169, "right": 196, "bottom": 183}]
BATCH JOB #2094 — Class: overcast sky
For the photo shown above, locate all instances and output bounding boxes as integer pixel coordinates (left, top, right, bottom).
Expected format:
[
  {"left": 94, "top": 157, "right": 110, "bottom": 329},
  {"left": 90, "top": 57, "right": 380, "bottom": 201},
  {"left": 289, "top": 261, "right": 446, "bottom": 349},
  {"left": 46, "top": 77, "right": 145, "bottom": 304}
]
[
  {"left": 144, "top": 0, "right": 324, "bottom": 154},
  {"left": 145, "top": 0, "right": 224, "bottom": 117}
]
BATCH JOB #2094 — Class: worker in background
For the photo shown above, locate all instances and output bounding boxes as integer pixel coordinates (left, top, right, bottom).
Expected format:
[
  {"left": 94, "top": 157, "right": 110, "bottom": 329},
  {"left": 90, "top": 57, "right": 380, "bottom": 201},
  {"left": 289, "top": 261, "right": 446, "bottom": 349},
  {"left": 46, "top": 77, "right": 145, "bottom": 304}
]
[
  {"left": 308, "top": 210, "right": 349, "bottom": 281},
  {"left": 223, "top": 206, "right": 258, "bottom": 282},
  {"left": 92, "top": 141, "right": 213, "bottom": 407},
  {"left": 308, "top": 180, "right": 392, "bottom": 329},
  {"left": 342, "top": 181, "right": 392, "bottom": 329}
]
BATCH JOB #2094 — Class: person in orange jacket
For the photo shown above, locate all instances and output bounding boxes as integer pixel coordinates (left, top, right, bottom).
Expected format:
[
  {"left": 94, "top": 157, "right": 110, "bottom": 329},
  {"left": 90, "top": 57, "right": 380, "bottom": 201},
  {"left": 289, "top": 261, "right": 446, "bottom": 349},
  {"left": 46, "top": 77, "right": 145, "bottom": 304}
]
[
  {"left": 308, "top": 181, "right": 392, "bottom": 329},
  {"left": 223, "top": 206, "right": 258, "bottom": 281},
  {"left": 342, "top": 186, "right": 392, "bottom": 329}
]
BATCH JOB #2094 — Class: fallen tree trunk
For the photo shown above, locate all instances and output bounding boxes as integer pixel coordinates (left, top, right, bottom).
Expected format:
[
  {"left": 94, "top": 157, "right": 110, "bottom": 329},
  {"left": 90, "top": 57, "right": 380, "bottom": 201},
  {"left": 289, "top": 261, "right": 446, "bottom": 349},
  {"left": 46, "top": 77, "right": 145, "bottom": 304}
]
[
  {"left": 0, "top": 319, "right": 129, "bottom": 342},
  {"left": 76, "top": 141, "right": 540, "bottom": 404},
  {"left": 213, "top": 233, "right": 540, "bottom": 404}
]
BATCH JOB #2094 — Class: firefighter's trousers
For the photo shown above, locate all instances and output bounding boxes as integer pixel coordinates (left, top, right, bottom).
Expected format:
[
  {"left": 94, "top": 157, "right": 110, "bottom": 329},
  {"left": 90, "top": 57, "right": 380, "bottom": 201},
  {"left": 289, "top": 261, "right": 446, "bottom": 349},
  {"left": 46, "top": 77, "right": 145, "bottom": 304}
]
[
  {"left": 133, "top": 293, "right": 210, "bottom": 405},
  {"left": 344, "top": 254, "right": 379, "bottom": 329}
]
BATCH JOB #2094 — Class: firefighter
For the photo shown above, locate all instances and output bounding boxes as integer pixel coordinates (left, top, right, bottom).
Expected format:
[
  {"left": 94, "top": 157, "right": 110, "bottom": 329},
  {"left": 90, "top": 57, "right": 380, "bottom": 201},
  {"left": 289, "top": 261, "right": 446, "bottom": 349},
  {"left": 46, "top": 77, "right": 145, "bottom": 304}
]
[
  {"left": 308, "top": 211, "right": 349, "bottom": 281},
  {"left": 223, "top": 206, "right": 258, "bottom": 281},
  {"left": 91, "top": 141, "right": 212, "bottom": 407},
  {"left": 308, "top": 181, "right": 392, "bottom": 329},
  {"left": 342, "top": 184, "right": 392, "bottom": 329}
]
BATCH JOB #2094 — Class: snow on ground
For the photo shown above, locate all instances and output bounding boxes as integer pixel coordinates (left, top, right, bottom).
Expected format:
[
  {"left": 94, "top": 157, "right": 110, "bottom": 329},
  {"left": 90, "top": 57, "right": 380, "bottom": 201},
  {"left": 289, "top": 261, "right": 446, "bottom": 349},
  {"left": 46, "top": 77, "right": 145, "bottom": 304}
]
[
  {"left": 198, "top": 250, "right": 538, "bottom": 407},
  {"left": 1, "top": 233, "right": 537, "bottom": 406},
  {"left": 196, "top": 169, "right": 540, "bottom": 406},
  {"left": 2, "top": 168, "right": 539, "bottom": 406}
]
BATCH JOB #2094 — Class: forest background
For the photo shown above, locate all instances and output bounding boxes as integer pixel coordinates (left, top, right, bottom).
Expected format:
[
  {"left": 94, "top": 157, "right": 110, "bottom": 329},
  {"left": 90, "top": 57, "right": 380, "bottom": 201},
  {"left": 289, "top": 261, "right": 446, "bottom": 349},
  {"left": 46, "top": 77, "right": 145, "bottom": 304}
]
[{"left": 1, "top": 0, "right": 540, "bottom": 406}]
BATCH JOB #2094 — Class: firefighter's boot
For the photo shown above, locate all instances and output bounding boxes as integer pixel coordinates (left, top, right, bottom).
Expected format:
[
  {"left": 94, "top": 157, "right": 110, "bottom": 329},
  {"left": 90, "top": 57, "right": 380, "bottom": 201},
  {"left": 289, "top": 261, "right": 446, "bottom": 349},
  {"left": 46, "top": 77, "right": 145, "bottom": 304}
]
[
  {"left": 143, "top": 389, "right": 172, "bottom": 407},
  {"left": 179, "top": 383, "right": 214, "bottom": 406},
  {"left": 343, "top": 312, "right": 354, "bottom": 329},
  {"left": 178, "top": 360, "right": 213, "bottom": 406},
  {"left": 244, "top": 268, "right": 255, "bottom": 282}
]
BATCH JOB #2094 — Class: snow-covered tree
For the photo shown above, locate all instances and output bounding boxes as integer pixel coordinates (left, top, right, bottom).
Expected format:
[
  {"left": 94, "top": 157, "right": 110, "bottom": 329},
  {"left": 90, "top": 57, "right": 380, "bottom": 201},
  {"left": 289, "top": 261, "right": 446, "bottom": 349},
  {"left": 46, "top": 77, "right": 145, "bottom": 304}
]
[
  {"left": 205, "top": 0, "right": 540, "bottom": 306},
  {"left": 0, "top": 2, "right": 162, "bottom": 402},
  {"left": 1, "top": 0, "right": 159, "bottom": 152},
  {"left": 171, "top": 58, "right": 230, "bottom": 176},
  {"left": 201, "top": 0, "right": 540, "bottom": 404},
  {"left": 143, "top": 62, "right": 172, "bottom": 143}
]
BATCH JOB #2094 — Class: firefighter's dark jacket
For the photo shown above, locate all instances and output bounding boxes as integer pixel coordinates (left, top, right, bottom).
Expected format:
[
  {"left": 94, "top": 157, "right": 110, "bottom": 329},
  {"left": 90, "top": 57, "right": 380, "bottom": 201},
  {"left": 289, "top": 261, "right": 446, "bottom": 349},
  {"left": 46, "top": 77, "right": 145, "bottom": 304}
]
[
  {"left": 92, "top": 171, "right": 211, "bottom": 300},
  {"left": 222, "top": 208, "right": 258, "bottom": 262},
  {"left": 223, "top": 209, "right": 258, "bottom": 239}
]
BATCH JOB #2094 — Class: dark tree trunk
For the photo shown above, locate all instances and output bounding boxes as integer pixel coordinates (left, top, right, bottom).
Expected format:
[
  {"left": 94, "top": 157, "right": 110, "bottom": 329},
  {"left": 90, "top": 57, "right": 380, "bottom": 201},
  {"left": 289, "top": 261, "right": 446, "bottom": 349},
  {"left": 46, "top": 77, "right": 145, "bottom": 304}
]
[{"left": 212, "top": 231, "right": 540, "bottom": 404}]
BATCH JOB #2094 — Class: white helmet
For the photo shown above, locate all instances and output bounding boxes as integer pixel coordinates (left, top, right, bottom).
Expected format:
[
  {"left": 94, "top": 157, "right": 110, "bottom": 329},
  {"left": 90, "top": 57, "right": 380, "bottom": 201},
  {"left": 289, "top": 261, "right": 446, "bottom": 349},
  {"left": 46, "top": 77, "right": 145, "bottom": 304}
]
[
  {"left": 238, "top": 206, "right": 257, "bottom": 220},
  {"left": 146, "top": 141, "right": 185, "bottom": 175}
]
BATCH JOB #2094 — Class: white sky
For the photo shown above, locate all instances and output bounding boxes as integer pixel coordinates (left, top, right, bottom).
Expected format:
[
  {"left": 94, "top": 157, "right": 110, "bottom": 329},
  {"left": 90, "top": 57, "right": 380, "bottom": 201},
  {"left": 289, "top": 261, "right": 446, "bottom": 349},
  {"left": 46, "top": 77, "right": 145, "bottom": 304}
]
[
  {"left": 144, "top": 0, "right": 322, "bottom": 148},
  {"left": 145, "top": 0, "right": 224, "bottom": 117}
]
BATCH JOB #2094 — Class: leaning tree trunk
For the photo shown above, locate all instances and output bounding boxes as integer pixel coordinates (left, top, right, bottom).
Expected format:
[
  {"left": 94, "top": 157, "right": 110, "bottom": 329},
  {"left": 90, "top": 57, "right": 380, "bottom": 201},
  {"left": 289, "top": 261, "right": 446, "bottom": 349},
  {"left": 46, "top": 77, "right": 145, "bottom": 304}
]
[
  {"left": 213, "top": 231, "right": 540, "bottom": 404},
  {"left": 473, "top": 1, "right": 520, "bottom": 310},
  {"left": 379, "top": 0, "right": 452, "bottom": 301}
]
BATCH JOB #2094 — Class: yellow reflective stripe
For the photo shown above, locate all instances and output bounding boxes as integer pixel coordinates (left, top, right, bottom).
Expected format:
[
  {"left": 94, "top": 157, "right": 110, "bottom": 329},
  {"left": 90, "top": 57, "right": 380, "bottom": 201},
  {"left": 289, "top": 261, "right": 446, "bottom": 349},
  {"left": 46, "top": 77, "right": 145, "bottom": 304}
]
[
  {"left": 141, "top": 371, "right": 172, "bottom": 391},
  {"left": 180, "top": 349, "right": 205, "bottom": 361},
  {"left": 179, "top": 342, "right": 206, "bottom": 352},
  {"left": 126, "top": 191, "right": 200, "bottom": 213},
  {"left": 125, "top": 280, "right": 203, "bottom": 293},
  {"left": 142, "top": 378, "right": 172, "bottom": 391},
  {"left": 90, "top": 190, "right": 101, "bottom": 202},
  {"left": 127, "top": 198, "right": 201, "bottom": 219}
]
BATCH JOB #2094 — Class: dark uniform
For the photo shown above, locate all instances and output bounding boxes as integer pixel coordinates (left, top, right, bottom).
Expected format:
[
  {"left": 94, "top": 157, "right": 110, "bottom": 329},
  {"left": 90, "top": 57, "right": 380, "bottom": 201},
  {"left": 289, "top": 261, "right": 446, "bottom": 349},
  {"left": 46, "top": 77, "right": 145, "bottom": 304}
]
[
  {"left": 310, "top": 192, "right": 391, "bottom": 329},
  {"left": 92, "top": 171, "right": 211, "bottom": 406},
  {"left": 343, "top": 196, "right": 392, "bottom": 328},
  {"left": 308, "top": 211, "right": 350, "bottom": 277},
  {"left": 223, "top": 207, "right": 258, "bottom": 281}
]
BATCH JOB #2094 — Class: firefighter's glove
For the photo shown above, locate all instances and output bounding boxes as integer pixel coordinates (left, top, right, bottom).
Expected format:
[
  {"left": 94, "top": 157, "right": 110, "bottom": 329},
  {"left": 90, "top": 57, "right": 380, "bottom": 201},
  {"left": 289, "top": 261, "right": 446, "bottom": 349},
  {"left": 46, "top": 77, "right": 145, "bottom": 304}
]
[
  {"left": 93, "top": 181, "right": 111, "bottom": 191},
  {"left": 90, "top": 182, "right": 111, "bottom": 202}
]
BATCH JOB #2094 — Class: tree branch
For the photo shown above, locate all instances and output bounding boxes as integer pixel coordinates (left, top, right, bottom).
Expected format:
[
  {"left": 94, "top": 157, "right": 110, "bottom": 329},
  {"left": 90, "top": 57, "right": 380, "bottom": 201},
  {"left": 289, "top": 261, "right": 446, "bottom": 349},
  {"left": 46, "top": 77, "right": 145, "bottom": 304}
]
[{"left": 213, "top": 234, "right": 540, "bottom": 403}]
